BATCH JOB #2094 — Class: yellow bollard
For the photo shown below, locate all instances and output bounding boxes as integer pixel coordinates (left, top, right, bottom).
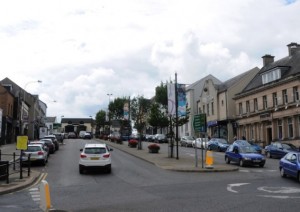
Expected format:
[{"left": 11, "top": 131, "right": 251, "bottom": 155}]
[
  {"left": 40, "top": 180, "right": 51, "bottom": 211},
  {"left": 205, "top": 150, "right": 214, "bottom": 169}
]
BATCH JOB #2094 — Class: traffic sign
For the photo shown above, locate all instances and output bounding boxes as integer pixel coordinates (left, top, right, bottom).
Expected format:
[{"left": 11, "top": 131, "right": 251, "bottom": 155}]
[{"left": 193, "top": 114, "right": 207, "bottom": 133}]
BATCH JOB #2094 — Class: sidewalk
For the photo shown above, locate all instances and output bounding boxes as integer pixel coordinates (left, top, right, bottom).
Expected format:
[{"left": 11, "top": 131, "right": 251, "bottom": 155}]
[
  {"left": 99, "top": 139, "right": 239, "bottom": 172},
  {"left": 0, "top": 143, "right": 42, "bottom": 195}
]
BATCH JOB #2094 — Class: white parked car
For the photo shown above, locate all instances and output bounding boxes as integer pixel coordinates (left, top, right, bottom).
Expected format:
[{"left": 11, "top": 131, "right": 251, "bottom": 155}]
[
  {"left": 79, "top": 143, "right": 113, "bottom": 174},
  {"left": 22, "top": 144, "right": 48, "bottom": 166},
  {"left": 192, "top": 138, "right": 209, "bottom": 149}
]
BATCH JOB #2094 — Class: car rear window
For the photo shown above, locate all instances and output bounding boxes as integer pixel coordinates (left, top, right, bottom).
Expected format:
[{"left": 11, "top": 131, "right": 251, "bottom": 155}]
[
  {"left": 84, "top": 147, "right": 107, "bottom": 154},
  {"left": 26, "top": 146, "right": 41, "bottom": 152}
]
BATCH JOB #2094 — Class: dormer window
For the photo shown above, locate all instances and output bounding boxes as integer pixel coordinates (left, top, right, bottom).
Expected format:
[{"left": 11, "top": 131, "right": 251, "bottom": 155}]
[{"left": 262, "top": 68, "right": 281, "bottom": 84}]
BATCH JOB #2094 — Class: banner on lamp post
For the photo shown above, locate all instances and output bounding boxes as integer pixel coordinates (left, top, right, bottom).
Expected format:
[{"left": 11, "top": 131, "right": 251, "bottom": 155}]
[
  {"left": 167, "top": 83, "right": 176, "bottom": 115},
  {"left": 167, "top": 83, "right": 186, "bottom": 116},
  {"left": 177, "top": 84, "right": 186, "bottom": 117},
  {"left": 124, "top": 102, "right": 129, "bottom": 120}
]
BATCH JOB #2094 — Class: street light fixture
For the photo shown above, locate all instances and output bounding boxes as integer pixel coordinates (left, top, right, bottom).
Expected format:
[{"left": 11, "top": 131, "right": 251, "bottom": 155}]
[{"left": 107, "top": 94, "right": 113, "bottom": 135}]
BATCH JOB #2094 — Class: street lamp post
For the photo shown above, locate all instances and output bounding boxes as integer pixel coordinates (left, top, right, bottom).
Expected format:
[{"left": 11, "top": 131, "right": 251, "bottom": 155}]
[
  {"left": 107, "top": 94, "right": 113, "bottom": 135},
  {"left": 89, "top": 115, "right": 93, "bottom": 136}
]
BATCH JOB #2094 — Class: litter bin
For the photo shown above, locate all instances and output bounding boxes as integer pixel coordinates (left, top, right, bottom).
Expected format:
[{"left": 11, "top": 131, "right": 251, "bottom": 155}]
[{"left": 0, "top": 161, "right": 9, "bottom": 181}]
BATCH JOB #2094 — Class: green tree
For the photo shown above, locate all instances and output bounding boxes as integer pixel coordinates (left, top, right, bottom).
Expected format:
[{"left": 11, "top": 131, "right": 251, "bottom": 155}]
[
  {"left": 148, "top": 103, "right": 169, "bottom": 130},
  {"left": 155, "top": 81, "right": 168, "bottom": 108},
  {"left": 130, "top": 96, "right": 151, "bottom": 133},
  {"left": 95, "top": 110, "right": 107, "bottom": 134},
  {"left": 109, "top": 97, "right": 128, "bottom": 120}
]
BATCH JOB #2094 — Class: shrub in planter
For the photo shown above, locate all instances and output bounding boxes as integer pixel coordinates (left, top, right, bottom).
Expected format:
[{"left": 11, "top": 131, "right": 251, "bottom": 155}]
[
  {"left": 148, "top": 143, "right": 160, "bottom": 153},
  {"left": 128, "top": 139, "right": 138, "bottom": 148}
]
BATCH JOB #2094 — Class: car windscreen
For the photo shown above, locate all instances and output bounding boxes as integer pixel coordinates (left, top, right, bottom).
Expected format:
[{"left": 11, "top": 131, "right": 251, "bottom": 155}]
[
  {"left": 217, "top": 139, "right": 227, "bottom": 144},
  {"left": 239, "top": 146, "right": 257, "bottom": 153},
  {"left": 84, "top": 147, "right": 107, "bottom": 154}
]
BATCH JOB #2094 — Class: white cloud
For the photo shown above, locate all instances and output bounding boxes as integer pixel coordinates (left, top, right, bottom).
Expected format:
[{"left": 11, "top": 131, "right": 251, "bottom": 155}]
[{"left": 1, "top": 0, "right": 300, "bottom": 119}]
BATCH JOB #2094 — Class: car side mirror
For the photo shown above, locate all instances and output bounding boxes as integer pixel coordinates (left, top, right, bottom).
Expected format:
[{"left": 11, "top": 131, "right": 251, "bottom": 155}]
[
  {"left": 80, "top": 149, "right": 83, "bottom": 152},
  {"left": 109, "top": 148, "right": 113, "bottom": 151}
]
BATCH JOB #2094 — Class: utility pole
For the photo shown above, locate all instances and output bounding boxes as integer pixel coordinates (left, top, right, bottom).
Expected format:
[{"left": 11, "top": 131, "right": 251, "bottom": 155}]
[{"left": 175, "top": 72, "right": 179, "bottom": 159}]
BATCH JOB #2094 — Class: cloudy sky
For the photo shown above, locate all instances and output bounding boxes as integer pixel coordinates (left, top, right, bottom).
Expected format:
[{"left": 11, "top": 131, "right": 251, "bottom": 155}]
[{"left": 1, "top": 0, "right": 299, "bottom": 121}]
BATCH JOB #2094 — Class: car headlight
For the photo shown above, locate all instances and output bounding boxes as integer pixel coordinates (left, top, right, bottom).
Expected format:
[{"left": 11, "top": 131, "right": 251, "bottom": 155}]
[{"left": 244, "top": 157, "right": 251, "bottom": 160}]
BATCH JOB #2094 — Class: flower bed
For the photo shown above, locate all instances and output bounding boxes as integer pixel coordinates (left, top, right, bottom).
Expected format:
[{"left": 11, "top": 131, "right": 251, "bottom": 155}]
[
  {"left": 148, "top": 143, "right": 160, "bottom": 153},
  {"left": 128, "top": 139, "right": 138, "bottom": 148}
]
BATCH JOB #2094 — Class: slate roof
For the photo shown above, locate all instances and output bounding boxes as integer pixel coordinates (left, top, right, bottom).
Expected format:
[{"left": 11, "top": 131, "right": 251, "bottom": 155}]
[
  {"left": 238, "top": 47, "right": 300, "bottom": 95},
  {"left": 217, "top": 67, "right": 259, "bottom": 93}
]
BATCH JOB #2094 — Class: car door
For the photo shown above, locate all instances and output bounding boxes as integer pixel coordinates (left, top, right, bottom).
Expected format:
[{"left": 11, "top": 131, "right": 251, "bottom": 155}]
[
  {"left": 287, "top": 153, "right": 298, "bottom": 177},
  {"left": 228, "top": 146, "right": 240, "bottom": 163}
]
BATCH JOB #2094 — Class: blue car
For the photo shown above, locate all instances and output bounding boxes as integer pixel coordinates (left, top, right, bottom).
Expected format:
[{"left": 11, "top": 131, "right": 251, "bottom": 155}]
[
  {"left": 265, "top": 142, "right": 299, "bottom": 159},
  {"left": 234, "top": 140, "right": 263, "bottom": 154},
  {"left": 207, "top": 138, "right": 230, "bottom": 152},
  {"left": 225, "top": 144, "right": 266, "bottom": 167},
  {"left": 279, "top": 152, "right": 300, "bottom": 182}
]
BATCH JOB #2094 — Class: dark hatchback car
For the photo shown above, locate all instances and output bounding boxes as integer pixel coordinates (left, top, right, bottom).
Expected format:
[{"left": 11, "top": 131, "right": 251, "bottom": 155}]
[
  {"left": 225, "top": 143, "right": 266, "bottom": 167},
  {"left": 265, "top": 142, "right": 299, "bottom": 159},
  {"left": 279, "top": 152, "right": 300, "bottom": 182},
  {"left": 208, "top": 138, "right": 230, "bottom": 152}
]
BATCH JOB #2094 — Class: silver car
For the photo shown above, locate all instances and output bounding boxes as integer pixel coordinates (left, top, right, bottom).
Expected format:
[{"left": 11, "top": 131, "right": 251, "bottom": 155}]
[
  {"left": 22, "top": 144, "right": 48, "bottom": 166},
  {"left": 180, "top": 136, "right": 195, "bottom": 147}
]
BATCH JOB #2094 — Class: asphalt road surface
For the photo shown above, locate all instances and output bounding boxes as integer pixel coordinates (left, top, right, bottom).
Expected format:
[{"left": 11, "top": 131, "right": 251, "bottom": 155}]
[{"left": 1, "top": 139, "right": 299, "bottom": 212}]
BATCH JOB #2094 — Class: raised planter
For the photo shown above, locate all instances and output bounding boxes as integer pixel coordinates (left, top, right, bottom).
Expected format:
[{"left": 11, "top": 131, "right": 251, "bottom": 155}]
[
  {"left": 128, "top": 139, "right": 138, "bottom": 148},
  {"left": 148, "top": 144, "right": 160, "bottom": 153},
  {"left": 148, "top": 149, "right": 159, "bottom": 153}
]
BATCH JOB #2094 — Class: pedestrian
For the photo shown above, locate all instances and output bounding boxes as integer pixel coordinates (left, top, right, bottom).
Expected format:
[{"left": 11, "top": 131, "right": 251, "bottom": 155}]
[
  {"left": 242, "top": 136, "right": 246, "bottom": 140},
  {"left": 233, "top": 136, "right": 237, "bottom": 141}
]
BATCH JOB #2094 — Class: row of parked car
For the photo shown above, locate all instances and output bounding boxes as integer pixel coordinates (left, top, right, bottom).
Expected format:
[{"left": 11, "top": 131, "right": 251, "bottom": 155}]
[
  {"left": 21, "top": 134, "right": 64, "bottom": 166},
  {"left": 225, "top": 140, "right": 300, "bottom": 182}
]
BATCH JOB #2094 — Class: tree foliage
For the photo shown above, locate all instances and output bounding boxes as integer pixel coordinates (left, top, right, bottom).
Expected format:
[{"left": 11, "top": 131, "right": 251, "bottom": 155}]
[
  {"left": 95, "top": 110, "right": 107, "bottom": 132},
  {"left": 155, "top": 81, "right": 168, "bottom": 108},
  {"left": 109, "top": 97, "right": 129, "bottom": 120},
  {"left": 130, "top": 95, "right": 151, "bottom": 133},
  {"left": 148, "top": 103, "right": 169, "bottom": 129}
]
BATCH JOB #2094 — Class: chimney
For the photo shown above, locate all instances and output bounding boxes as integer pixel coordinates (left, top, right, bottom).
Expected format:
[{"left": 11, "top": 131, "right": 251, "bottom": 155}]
[
  {"left": 262, "top": 54, "right": 274, "bottom": 66},
  {"left": 287, "top": 42, "right": 300, "bottom": 56}
]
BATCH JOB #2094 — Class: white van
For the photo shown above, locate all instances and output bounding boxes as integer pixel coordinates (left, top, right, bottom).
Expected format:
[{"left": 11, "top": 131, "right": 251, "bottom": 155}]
[{"left": 79, "top": 131, "right": 87, "bottom": 138}]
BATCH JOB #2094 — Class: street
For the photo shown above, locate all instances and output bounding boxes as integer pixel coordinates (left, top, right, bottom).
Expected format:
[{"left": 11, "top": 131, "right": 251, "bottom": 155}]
[{"left": 1, "top": 138, "right": 300, "bottom": 212}]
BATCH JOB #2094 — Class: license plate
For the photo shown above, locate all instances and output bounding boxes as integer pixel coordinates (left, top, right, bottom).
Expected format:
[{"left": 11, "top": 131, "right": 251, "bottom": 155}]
[
  {"left": 90, "top": 157, "right": 99, "bottom": 160},
  {"left": 253, "top": 160, "right": 261, "bottom": 162}
]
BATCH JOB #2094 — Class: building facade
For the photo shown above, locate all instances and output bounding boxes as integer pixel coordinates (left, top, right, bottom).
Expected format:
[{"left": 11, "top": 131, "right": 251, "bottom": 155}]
[{"left": 235, "top": 43, "right": 300, "bottom": 147}]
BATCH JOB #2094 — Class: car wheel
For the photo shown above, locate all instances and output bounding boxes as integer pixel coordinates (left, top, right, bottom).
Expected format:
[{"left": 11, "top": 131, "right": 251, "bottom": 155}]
[
  {"left": 280, "top": 167, "right": 286, "bottom": 178},
  {"left": 225, "top": 157, "right": 230, "bottom": 164},
  {"left": 239, "top": 159, "right": 245, "bottom": 167},
  {"left": 79, "top": 166, "right": 84, "bottom": 174},
  {"left": 218, "top": 147, "right": 221, "bottom": 152},
  {"left": 42, "top": 159, "right": 46, "bottom": 166},
  {"left": 107, "top": 167, "right": 111, "bottom": 174},
  {"left": 259, "top": 163, "right": 264, "bottom": 168},
  {"left": 298, "top": 172, "right": 300, "bottom": 183},
  {"left": 267, "top": 152, "right": 272, "bottom": 158}
]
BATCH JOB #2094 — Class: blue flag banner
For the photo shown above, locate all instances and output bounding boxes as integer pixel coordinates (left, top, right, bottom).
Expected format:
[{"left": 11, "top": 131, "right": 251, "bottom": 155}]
[{"left": 177, "top": 84, "right": 186, "bottom": 117}]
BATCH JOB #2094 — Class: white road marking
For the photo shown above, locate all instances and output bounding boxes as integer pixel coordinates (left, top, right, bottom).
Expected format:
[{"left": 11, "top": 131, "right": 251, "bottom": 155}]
[
  {"left": 257, "top": 187, "right": 300, "bottom": 194},
  {"left": 258, "top": 195, "right": 300, "bottom": 199},
  {"left": 227, "top": 183, "right": 250, "bottom": 193}
]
